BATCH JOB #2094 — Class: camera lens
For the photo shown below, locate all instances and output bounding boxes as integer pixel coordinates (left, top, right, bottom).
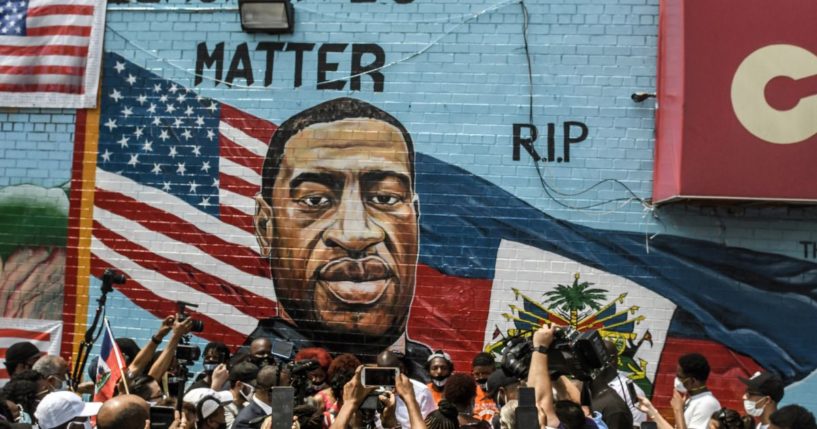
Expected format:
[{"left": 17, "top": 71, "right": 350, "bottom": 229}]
[{"left": 191, "top": 320, "right": 204, "bottom": 332}]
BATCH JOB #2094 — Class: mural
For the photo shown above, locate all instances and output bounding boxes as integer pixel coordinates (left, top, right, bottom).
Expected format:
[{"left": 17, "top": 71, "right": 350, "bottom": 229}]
[
  {"left": 0, "top": 184, "right": 68, "bottom": 319},
  {"left": 63, "top": 51, "right": 817, "bottom": 414}
]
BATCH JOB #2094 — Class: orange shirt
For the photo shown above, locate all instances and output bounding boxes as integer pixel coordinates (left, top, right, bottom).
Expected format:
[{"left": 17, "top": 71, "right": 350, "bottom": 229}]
[
  {"left": 473, "top": 386, "right": 498, "bottom": 422},
  {"left": 426, "top": 382, "right": 444, "bottom": 405}
]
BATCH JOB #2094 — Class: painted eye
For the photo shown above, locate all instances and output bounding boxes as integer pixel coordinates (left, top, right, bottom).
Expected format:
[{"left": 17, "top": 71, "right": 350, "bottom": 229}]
[
  {"left": 300, "top": 195, "right": 331, "bottom": 208},
  {"left": 370, "top": 195, "right": 401, "bottom": 206}
]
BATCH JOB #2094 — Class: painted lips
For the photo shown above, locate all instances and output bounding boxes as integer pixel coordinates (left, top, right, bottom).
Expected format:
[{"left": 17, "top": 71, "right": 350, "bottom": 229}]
[{"left": 317, "top": 257, "right": 394, "bottom": 304}]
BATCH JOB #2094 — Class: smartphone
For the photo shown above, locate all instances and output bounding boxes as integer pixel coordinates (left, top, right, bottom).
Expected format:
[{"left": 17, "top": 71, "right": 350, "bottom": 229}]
[
  {"left": 270, "top": 339, "right": 295, "bottom": 360},
  {"left": 149, "top": 406, "right": 176, "bottom": 429},
  {"left": 361, "top": 367, "right": 399, "bottom": 388},
  {"left": 269, "top": 387, "right": 294, "bottom": 429},
  {"left": 642, "top": 422, "right": 658, "bottom": 429},
  {"left": 515, "top": 387, "right": 538, "bottom": 429},
  {"left": 626, "top": 379, "right": 638, "bottom": 404}
]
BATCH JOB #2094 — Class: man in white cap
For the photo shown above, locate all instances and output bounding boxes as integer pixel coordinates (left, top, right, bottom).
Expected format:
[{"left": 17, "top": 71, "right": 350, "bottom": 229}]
[
  {"left": 183, "top": 388, "right": 232, "bottom": 429},
  {"left": 34, "top": 391, "right": 102, "bottom": 429}
]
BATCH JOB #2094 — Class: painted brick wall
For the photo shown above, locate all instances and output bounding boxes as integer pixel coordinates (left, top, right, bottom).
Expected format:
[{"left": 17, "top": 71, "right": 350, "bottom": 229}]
[{"left": 1, "top": 0, "right": 816, "bottom": 414}]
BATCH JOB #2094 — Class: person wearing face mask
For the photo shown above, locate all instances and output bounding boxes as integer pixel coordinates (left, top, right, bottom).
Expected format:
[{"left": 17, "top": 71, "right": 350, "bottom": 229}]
[
  {"left": 471, "top": 353, "right": 498, "bottom": 423},
  {"left": 248, "top": 339, "right": 273, "bottom": 369},
  {"left": 233, "top": 365, "right": 285, "bottom": 429},
  {"left": 484, "top": 370, "right": 521, "bottom": 429},
  {"left": 189, "top": 343, "right": 231, "bottom": 391},
  {"left": 224, "top": 362, "right": 260, "bottom": 429},
  {"left": 32, "top": 356, "right": 69, "bottom": 393},
  {"left": 33, "top": 391, "right": 101, "bottom": 429},
  {"left": 738, "top": 372, "right": 784, "bottom": 429},
  {"left": 184, "top": 389, "right": 232, "bottom": 429},
  {"left": 293, "top": 348, "right": 332, "bottom": 397},
  {"left": 637, "top": 353, "right": 721, "bottom": 429},
  {"left": 425, "top": 350, "right": 454, "bottom": 405}
]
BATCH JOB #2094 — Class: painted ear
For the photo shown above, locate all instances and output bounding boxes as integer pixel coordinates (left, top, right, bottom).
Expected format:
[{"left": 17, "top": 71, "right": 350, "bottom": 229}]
[{"left": 254, "top": 194, "right": 274, "bottom": 256}]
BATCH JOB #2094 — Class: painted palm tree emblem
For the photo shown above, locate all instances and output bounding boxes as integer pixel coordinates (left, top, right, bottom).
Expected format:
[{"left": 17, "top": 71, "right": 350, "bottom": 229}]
[
  {"left": 544, "top": 273, "right": 608, "bottom": 327},
  {"left": 486, "top": 272, "right": 656, "bottom": 395}
]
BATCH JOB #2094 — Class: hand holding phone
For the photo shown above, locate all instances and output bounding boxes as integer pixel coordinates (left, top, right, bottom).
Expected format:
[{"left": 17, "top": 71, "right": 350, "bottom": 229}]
[{"left": 361, "top": 367, "right": 399, "bottom": 388}]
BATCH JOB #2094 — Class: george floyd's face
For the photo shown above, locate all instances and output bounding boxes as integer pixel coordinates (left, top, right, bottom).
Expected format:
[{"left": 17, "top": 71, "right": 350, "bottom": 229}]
[{"left": 255, "top": 118, "right": 418, "bottom": 348}]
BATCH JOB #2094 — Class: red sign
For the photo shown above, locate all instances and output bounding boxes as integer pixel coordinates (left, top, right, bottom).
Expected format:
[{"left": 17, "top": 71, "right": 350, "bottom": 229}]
[{"left": 653, "top": 0, "right": 817, "bottom": 203}]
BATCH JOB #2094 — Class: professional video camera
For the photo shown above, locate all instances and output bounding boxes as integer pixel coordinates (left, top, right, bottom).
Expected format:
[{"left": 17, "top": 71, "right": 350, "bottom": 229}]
[
  {"left": 287, "top": 357, "right": 318, "bottom": 405},
  {"left": 176, "top": 300, "right": 204, "bottom": 333},
  {"left": 500, "top": 327, "right": 612, "bottom": 382}
]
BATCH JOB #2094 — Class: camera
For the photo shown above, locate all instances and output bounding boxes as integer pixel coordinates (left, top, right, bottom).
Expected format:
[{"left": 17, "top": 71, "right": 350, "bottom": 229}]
[
  {"left": 101, "top": 268, "right": 126, "bottom": 293},
  {"left": 176, "top": 300, "right": 204, "bottom": 333},
  {"left": 176, "top": 344, "right": 201, "bottom": 365},
  {"left": 500, "top": 327, "right": 612, "bottom": 382},
  {"left": 288, "top": 359, "right": 319, "bottom": 376}
]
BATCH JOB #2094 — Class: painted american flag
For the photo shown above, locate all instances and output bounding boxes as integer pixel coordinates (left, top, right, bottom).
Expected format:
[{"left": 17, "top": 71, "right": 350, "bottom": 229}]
[
  {"left": 0, "top": 318, "right": 61, "bottom": 385},
  {"left": 92, "top": 52, "right": 278, "bottom": 346},
  {"left": 0, "top": 0, "right": 105, "bottom": 107}
]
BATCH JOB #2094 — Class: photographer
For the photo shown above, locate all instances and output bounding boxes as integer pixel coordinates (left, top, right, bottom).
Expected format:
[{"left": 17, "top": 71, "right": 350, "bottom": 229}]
[
  {"left": 234, "top": 365, "right": 286, "bottom": 429},
  {"left": 148, "top": 316, "right": 194, "bottom": 384},
  {"left": 526, "top": 325, "right": 566, "bottom": 429},
  {"left": 330, "top": 366, "right": 427, "bottom": 429},
  {"left": 189, "top": 343, "right": 231, "bottom": 391}
]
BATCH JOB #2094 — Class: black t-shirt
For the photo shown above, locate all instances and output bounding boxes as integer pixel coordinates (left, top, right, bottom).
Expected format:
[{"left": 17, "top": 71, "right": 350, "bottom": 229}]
[{"left": 591, "top": 388, "right": 634, "bottom": 429}]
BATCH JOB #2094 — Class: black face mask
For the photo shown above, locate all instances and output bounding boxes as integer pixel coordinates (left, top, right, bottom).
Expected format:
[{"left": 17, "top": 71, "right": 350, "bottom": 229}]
[
  {"left": 250, "top": 357, "right": 272, "bottom": 368},
  {"left": 476, "top": 379, "right": 488, "bottom": 392}
]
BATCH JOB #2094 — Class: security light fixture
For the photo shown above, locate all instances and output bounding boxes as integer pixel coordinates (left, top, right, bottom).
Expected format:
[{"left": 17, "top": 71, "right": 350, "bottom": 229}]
[{"left": 238, "top": 0, "right": 294, "bottom": 34}]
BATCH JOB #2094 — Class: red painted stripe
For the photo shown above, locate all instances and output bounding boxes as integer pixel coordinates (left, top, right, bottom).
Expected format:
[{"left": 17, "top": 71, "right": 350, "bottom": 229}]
[
  {"left": 89, "top": 256, "right": 248, "bottom": 348},
  {"left": 93, "top": 221, "right": 276, "bottom": 321},
  {"left": 26, "top": 26, "right": 92, "bottom": 37},
  {"left": 220, "top": 173, "right": 258, "bottom": 198},
  {"left": 93, "top": 188, "right": 268, "bottom": 278},
  {"left": 63, "top": 108, "right": 87, "bottom": 360},
  {"left": 27, "top": 5, "right": 94, "bottom": 16},
  {"left": 0, "top": 369, "right": 8, "bottom": 379},
  {"left": 0, "top": 83, "right": 81, "bottom": 94},
  {"left": 0, "top": 329, "right": 51, "bottom": 341},
  {"left": 218, "top": 205, "right": 256, "bottom": 235},
  {"left": 219, "top": 133, "right": 263, "bottom": 175},
  {"left": 0, "top": 65, "right": 84, "bottom": 76},
  {"left": 0, "top": 44, "right": 88, "bottom": 57},
  {"left": 220, "top": 104, "right": 277, "bottom": 146}
]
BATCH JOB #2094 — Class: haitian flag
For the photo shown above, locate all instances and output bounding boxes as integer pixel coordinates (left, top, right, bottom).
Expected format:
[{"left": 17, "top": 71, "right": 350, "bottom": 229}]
[{"left": 93, "top": 318, "right": 126, "bottom": 402}]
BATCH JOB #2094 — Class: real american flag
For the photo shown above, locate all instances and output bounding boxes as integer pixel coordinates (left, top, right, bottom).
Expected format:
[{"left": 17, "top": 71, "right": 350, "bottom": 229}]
[
  {"left": 0, "top": 0, "right": 105, "bottom": 106},
  {"left": 92, "top": 52, "right": 278, "bottom": 345}
]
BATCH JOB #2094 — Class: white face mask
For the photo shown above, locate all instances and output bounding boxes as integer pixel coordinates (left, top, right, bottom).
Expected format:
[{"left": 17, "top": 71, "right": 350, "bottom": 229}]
[
  {"left": 431, "top": 378, "right": 447, "bottom": 388},
  {"left": 674, "top": 377, "right": 688, "bottom": 393},
  {"left": 744, "top": 398, "right": 766, "bottom": 417},
  {"left": 239, "top": 384, "right": 255, "bottom": 402}
]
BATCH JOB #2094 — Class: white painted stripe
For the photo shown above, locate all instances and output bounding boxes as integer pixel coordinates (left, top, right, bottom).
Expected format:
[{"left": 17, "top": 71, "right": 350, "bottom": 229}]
[
  {"left": 27, "top": 15, "right": 94, "bottom": 28},
  {"left": 0, "top": 339, "right": 52, "bottom": 349},
  {"left": 219, "top": 121, "right": 268, "bottom": 158},
  {"left": 28, "top": 0, "right": 98, "bottom": 8},
  {"left": 0, "top": 35, "right": 88, "bottom": 47},
  {"left": 0, "top": 54, "right": 85, "bottom": 68},
  {"left": 218, "top": 185, "right": 256, "bottom": 217},
  {"left": 91, "top": 238, "right": 257, "bottom": 335},
  {"left": 93, "top": 205, "right": 272, "bottom": 298},
  {"left": 95, "top": 169, "right": 258, "bottom": 251},
  {"left": 0, "top": 73, "right": 82, "bottom": 85},
  {"left": 219, "top": 157, "right": 261, "bottom": 186}
]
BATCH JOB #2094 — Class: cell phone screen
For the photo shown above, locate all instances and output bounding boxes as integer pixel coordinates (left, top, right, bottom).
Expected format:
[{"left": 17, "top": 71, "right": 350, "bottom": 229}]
[
  {"left": 149, "top": 406, "right": 175, "bottom": 429},
  {"left": 271, "top": 340, "right": 294, "bottom": 360},
  {"left": 362, "top": 367, "right": 397, "bottom": 387},
  {"left": 269, "top": 387, "right": 294, "bottom": 429},
  {"left": 626, "top": 380, "right": 638, "bottom": 404}
]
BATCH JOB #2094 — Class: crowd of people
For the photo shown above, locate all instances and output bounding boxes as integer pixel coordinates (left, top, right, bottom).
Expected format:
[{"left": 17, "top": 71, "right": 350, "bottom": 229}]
[{"left": 1, "top": 318, "right": 815, "bottom": 429}]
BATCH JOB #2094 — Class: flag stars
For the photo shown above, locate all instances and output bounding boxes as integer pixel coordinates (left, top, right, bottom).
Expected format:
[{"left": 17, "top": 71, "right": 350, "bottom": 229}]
[
  {"left": 206, "top": 129, "right": 216, "bottom": 141},
  {"left": 191, "top": 145, "right": 201, "bottom": 156},
  {"left": 151, "top": 117, "right": 162, "bottom": 127},
  {"left": 169, "top": 83, "right": 178, "bottom": 94},
  {"left": 142, "top": 140, "right": 153, "bottom": 152},
  {"left": 159, "top": 94, "right": 168, "bottom": 103},
  {"left": 113, "top": 62, "right": 126, "bottom": 73},
  {"left": 181, "top": 129, "right": 193, "bottom": 140},
  {"left": 198, "top": 197, "right": 211, "bottom": 208},
  {"left": 168, "top": 146, "right": 178, "bottom": 158},
  {"left": 212, "top": 178, "right": 219, "bottom": 187},
  {"left": 127, "top": 153, "right": 140, "bottom": 167},
  {"left": 176, "top": 162, "right": 186, "bottom": 175},
  {"left": 109, "top": 89, "right": 123, "bottom": 102},
  {"left": 104, "top": 118, "right": 118, "bottom": 132},
  {"left": 153, "top": 83, "right": 162, "bottom": 93},
  {"left": 121, "top": 106, "right": 133, "bottom": 118},
  {"left": 200, "top": 161, "right": 211, "bottom": 173},
  {"left": 195, "top": 116, "right": 205, "bottom": 128},
  {"left": 136, "top": 94, "right": 148, "bottom": 105},
  {"left": 117, "top": 136, "right": 129, "bottom": 148},
  {"left": 101, "top": 149, "right": 112, "bottom": 162},
  {"left": 184, "top": 105, "right": 194, "bottom": 117},
  {"left": 177, "top": 93, "right": 187, "bottom": 103},
  {"left": 158, "top": 129, "right": 170, "bottom": 142},
  {"left": 162, "top": 181, "right": 172, "bottom": 192},
  {"left": 151, "top": 163, "right": 162, "bottom": 175},
  {"left": 207, "top": 102, "right": 217, "bottom": 112},
  {"left": 125, "top": 74, "right": 137, "bottom": 85},
  {"left": 172, "top": 118, "right": 183, "bottom": 128},
  {"left": 188, "top": 181, "right": 199, "bottom": 194},
  {"left": 147, "top": 103, "right": 157, "bottom": 114},
  {"left": 166, "top": 104, "right": 176, "bottom": 114},
  {"left": 133, "top": 126, "right": 144, "bottom": 139}
]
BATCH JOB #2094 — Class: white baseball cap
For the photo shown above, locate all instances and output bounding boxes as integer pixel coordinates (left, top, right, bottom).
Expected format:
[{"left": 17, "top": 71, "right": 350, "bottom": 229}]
[
  {"left": 183, "top": 388, "right": 233, "bottom": 419},
  {"left": 35, "top": 391, "right": 102, "bottom": 429}
]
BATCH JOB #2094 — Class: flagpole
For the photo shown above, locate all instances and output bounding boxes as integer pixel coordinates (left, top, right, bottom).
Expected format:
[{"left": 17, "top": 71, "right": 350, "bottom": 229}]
[{"left": 106, "top": 318, "right": 130, "bottom": 395}]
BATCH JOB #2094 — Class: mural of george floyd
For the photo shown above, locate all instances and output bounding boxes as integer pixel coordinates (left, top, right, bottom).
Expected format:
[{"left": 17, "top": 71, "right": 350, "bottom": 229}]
[{"left": 1, "top": 0, "right": 816, "bottom": 414}]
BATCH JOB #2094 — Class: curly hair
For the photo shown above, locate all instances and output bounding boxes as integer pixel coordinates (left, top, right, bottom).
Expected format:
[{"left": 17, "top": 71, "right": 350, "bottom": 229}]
[
  {"left": 442, "top": 373, "right": 476, "bottom": 409},
  {"left": 327, "top": 354, "right": 360, "bottom": 380},
  {"left": 294, "top": 348, "right": 333, "bottom": 373},
  {"left": 2, "top": 379, "right": 38, "bottom": 415},
  {"left": 679, "top": 353, "right": 711, "bottom": 382},
  {"left": 424, "top": 400, "right": 459, "bottom": 429}
]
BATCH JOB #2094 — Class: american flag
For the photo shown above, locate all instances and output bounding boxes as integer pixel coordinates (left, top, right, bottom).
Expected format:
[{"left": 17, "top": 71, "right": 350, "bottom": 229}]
[
  {"left": 92, "top": 52, "right": 278, "bottom": 346},
  {"left": 0, "top": 0, "right": 105, "bottom": 107},
  {"left": 0, "top": 318, "right": 61, "bottom": 385}
]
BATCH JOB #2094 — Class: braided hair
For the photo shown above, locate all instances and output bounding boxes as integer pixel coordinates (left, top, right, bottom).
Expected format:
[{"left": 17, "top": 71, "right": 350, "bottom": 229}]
[{"left": 424, "top": 400, "right": 460, "bottom": 429}]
